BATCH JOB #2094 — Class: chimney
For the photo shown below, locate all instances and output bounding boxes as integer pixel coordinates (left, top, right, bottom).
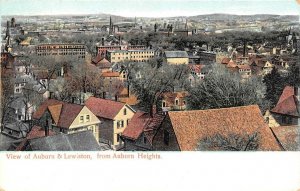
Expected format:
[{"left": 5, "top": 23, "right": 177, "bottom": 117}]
[
  {"left": 103, "top": 92, "right": 106, "bottom": 99},
  {"left": 118, "top": 36, "right": 121, "bottom": 45},
  {"left": 72, "top": 97, "right": 76, "bottom": 103},
  {"left": 49, "top": 92, "right": 54, "bottom": 99},
  {"left": 294, "top": 86, "right": 299, "bottom": 97},
  {"left": 101, "top": 38, "right": 104, "bottom": 46},
  {"left": 46, "top": 119, "right": 51, "bottom": 137},
  {"left": 115, "top": 95, "right": 118, "bottom": 101},
  {"left": 243, "top": 40, "right": 247, "bottom": 57}
]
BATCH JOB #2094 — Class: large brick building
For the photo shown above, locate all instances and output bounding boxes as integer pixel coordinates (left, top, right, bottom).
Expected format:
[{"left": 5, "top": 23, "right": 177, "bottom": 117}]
[{"left": 36, "top": 43, "right": 86, "bottom": 59}]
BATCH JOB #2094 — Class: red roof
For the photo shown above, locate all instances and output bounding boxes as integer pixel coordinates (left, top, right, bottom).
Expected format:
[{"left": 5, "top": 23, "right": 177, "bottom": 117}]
[
  {"left": 122, "top": 111, "right": 149, "bottom": 140},
  {"left": 271, "top": 86, "right": 299, "bottom": 117},
  {"left": 226, "top": 60, "right": 237, "bottom": 68},
  {"left": 189, "top": 64, "right": 204, "bottom": 74},
  {"left": 33, "top": 99, "right": 85, "bottom": 128},
  {"left": 15, "top": 125, "right": 56, "bottom": 151},
  {"left": 101, "top": 71, "right": 120, "bottom": 77},
  {"left": 85, "top": 97, "right": 128, "bottom": 119},
  {"left": 122, "top": 112, "right": 165, "bottom": 144},
  {"left": 167, "top": 105, "right": 281, "bottom": 151},
  {"left": 221, "top": 58, "right": 231, "bottom": 65},
  {"left": 57, "top": 103, "right": 84, "bottom": 128},
  {"left": 32, "top": 99, "right": 64, "bottom": 119}
]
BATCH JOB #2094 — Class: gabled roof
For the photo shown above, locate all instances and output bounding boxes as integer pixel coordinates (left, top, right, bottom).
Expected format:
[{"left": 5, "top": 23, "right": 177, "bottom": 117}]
[
  {"left": 85, "top": 97, "right": 134, "bottom": 119},
  {"left": 32, "top": 99, "right": 64, "bottom": 119},
  {"left": 221, "top": 57, "right": 231, "bottom": 65},
  {"left": 48, "top": 104, "right": 63, "bottom": 125},
  {"left": 226, "top": 59, "right": 237, "bottom": 68},
  {"left": 56, "top": 103, "right": 84, "bottom": 128},
  {"left": 271, "top": 86, "right": 299, "bottom": 117},
  {"left": 15, "top": 125, "right": 56, "bottom": 151},
  {"left": 167, "top": 105, "right": 281, "bottom": 151},
  {"left": 27, "top": 131, "right": 101, "bottom": 151},
  {"left": 271, "top": 126, "right": 300, "bottom": 151},
  {"left": 121, "top": 111, "right": 149, "bottom": 140},
  {"left": 164, "top": 51, "right": 189, "bottom": 58},
  {"left": 122, "top": 112, "right": 165, "bottom": 144},
  {"left": 33, "top": 99, "right": 86, "bottom": 129}
]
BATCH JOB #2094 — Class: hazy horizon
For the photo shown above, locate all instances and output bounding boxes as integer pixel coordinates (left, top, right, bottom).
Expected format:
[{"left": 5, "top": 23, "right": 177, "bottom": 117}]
[{"left": 0, "top": 0, "right": 299, "bottom": 18}]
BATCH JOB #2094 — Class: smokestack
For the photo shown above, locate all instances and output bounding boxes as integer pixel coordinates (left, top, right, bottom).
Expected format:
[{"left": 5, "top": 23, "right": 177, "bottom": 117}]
[{"left": 243, "top": 40, "right": 247, "bottom": 57}]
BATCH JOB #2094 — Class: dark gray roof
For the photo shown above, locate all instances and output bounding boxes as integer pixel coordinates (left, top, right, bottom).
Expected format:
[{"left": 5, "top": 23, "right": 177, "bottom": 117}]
[
  {"left": 164, "top": 51, "right": 189, "bottom": 58},
  {"left": 27, "top": 131, "right": 102, "bottom": 151}
]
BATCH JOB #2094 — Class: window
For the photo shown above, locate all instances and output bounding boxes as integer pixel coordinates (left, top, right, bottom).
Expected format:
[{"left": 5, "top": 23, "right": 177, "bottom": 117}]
[
  {"left": 79, "top": 116, "right": 84, "bottom": 123},
  {"left": 117, "top": 120, "right": 124, "bottom": 128},
  {"left": 86, "top": 115, "right": 90, "bottom": 122},
  {"left": 163, "top": 130, "right": 170, "bottom": 145},
  {"left": 127, "top": 119, "right": 129, "bottom": 125},
  {"left": 175, "top": 99, "right": 179, "bottom": 106},
  {"left": 123, "top": 108, "right": 127, "bottom": 115},
  {"left": 162, "top": 101, "right": 166, "bottom": 107}
]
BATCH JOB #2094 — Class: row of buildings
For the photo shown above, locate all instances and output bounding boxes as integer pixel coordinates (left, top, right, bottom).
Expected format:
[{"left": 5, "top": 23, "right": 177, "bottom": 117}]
[{"left": 8, "top": 83, "right": 300, "bottom": 151}]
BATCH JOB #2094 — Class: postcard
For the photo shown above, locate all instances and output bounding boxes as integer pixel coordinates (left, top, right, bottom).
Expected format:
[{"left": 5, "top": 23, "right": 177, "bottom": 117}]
[{"left": 0, "top": 0, "right": 300, "bottom": 191}]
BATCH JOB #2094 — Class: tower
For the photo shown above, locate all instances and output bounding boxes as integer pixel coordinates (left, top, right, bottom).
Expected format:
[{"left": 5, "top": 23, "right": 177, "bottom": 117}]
[
  {"left": 5, "top": 20, "right": 10, "bottom": 40},
  {"left": 109, "top": 16, "right": 114, "bottom": 35}
]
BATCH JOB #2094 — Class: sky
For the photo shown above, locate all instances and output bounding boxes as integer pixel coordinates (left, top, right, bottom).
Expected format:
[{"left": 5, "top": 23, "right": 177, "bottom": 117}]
[{"left": 0, "top": 0, "right": 299, "bottom": 17}]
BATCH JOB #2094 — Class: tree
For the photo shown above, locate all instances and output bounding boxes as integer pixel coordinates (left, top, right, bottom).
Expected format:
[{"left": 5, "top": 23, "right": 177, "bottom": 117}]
[
  {"left": 0, "top": 75, "right": 16, "bottom": 132},
  {"left": 187, "top": 64, "right": 267, "bottom": 110},
  {"left": 67, "top": 61, "right": 103, "bottom": 97},
  {"left": 285, "top": 63, "right": 300, "bottom": 87},
  {"left": 130, "top": 63, "right": 189, "bottom": 116},
  {"left": 197, "top": 132, "right": 260, "bottom": 151},
  {"left": 263, "top": 67, "right": 286, "bottom": 107}
]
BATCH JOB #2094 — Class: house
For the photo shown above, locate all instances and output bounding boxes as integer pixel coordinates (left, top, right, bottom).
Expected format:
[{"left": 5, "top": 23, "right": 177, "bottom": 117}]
[
  {"left": 189, "top": 64, "right": 212, "bottom": 86},
  {"left": 262, "top": 60, "right": 274, "bottom": 75},
  {"left": 32, "top": 99, "right": 101, "bottom": 142},
  {"left": 164, "top": 51, "right": 189, "bottom": 65},
  {"left": 151, "top": 105, "right": 281, "bottom": 151},
  {"left": 15, "top": 125, "right": 56, "bottom": 151},
  {"left": 270, "top": 126, "right": 300, "bottom": 151},
  {"left": 269, "top": 86, "right": 299, "bottom": 126},
  {"left": 85, "top": 97, "right": 136, "bottom": 149},
  {"left": 121, "top": 111, "right": 165, "bottom": 151},
  {"left": 159, "top": 91, "right": 188, "bottom": 112},
  {"left": 24, "top": 131, "right": 102, "bottom": 151},
  {"left": 91, "top": 55, "right": 112, "bottom": 72},
  {"left": 236, "top": 64, "right": 251, "bottom": 78}
]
